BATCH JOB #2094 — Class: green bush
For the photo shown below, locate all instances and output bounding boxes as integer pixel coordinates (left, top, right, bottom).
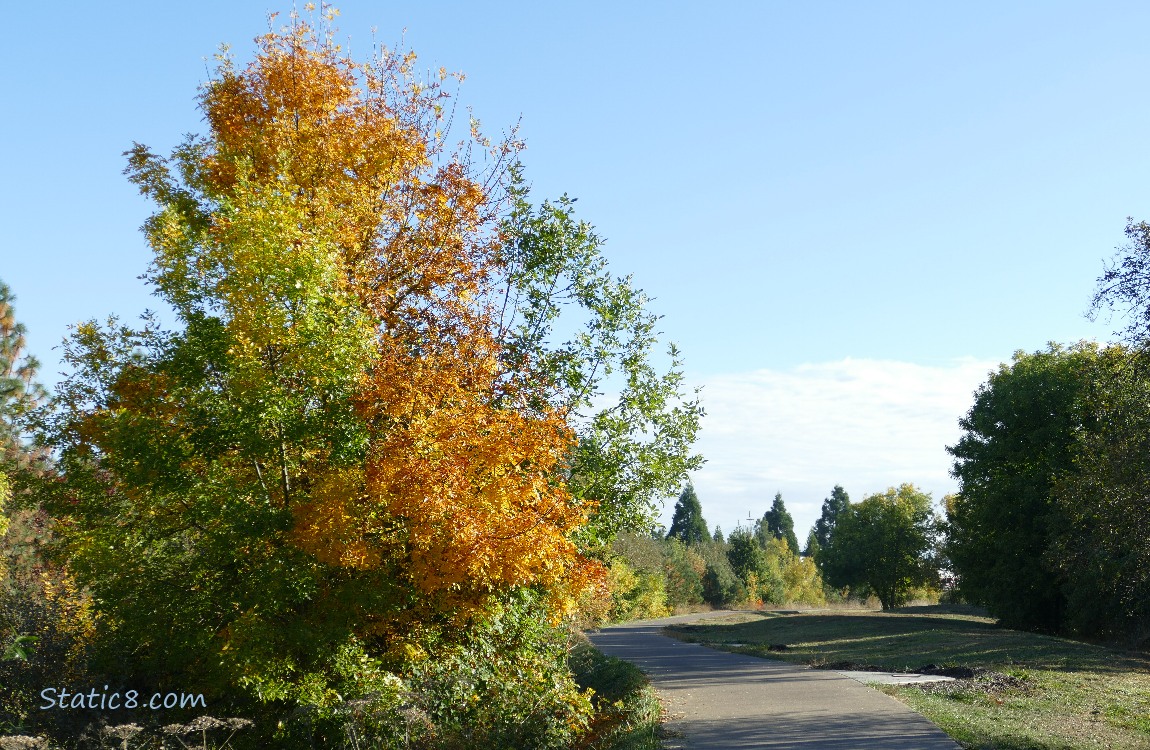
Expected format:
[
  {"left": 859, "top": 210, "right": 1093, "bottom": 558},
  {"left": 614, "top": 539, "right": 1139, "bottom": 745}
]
[
  {"left": 569, "top": 638, "right": 661, "bottom": 750},
  {"left": 607, "top": 560, "right": 669, "bottom": 622},
  {"left": 660, "top": 540, "right": 704, "bottom": 608},
  {"left": 698, "top": 545, "right": 745, "bottom": 609},
  {"left": 277, "top": 590, "right": 595, "bottom": 749}
]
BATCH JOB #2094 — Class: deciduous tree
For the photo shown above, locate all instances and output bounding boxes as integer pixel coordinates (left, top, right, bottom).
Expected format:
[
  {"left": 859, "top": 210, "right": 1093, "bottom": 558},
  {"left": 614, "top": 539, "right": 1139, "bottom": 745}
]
[
  {"left": 40, "top": 10, "right": 690, "bottom": 708},
  {"left": 821, "top": 484, "right": 939, "bottom": 610},
  {"left": 946, "top": 343, "right": 1106, "bottom": 630},
  {"left": 497, "top": 187, "right": 704, "bottom": 545},
  {"left": 1047, "top": 348, "right": 1150, "bottom": 641},
  {"left": 1091, "top": 218, "right": 1150, "bottom": 356}
]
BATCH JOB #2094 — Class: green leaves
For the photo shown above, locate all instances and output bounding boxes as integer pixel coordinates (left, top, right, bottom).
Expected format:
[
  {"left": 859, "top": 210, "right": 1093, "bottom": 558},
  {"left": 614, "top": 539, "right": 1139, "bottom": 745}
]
[
  {"left": 1047, "top": 350, "right": 1150, "bottom": 639},
  {"left": 821, "top": 484, "right": 940, "bottom": 610},
  {"left": 946, "top": 342, "right": 1108, "bottom": 630},
  {"left": 1, "top": 634, "right": 38, "bottom": 662},
  {"left": 497, "top": 173, "right": 704, "bottom": 546}
]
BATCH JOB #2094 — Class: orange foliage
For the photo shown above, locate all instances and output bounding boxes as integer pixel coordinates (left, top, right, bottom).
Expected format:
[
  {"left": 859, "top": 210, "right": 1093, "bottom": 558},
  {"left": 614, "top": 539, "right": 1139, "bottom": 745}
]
[{"left": 191, "top": 12, "right": 597, "bottom": 615}]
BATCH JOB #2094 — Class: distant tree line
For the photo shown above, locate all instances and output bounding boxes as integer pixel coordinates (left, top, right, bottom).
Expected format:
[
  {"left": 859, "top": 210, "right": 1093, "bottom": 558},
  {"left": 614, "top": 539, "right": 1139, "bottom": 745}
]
[{"left": 607, "top": 481, "right": 944, "bottom": 619}]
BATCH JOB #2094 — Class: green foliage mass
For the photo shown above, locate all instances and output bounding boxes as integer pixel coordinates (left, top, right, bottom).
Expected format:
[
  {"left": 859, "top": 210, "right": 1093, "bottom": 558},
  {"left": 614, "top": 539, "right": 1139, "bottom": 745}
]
[
  {"left": 700, "top": 550, "right": 745, "bottom": 609},
  {"left": 569, "top": 638, "right": 662, "bottom": 750},
  {"left": 1047, "top": 349, "right": 1150, "bottom": 642},
  {"left": 946, "top": 342, "right": 1108, "bottom": 630},
  {"left": 820, "top": 484, "right": 940, "bottom": 610},
  {"left": 726, "top": 527, "right": 785, "bottom": 605}
]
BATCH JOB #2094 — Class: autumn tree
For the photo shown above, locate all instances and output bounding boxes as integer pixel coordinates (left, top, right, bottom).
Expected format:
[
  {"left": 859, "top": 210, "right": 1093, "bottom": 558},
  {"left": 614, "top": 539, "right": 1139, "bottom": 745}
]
[
  {"left": 666, "top": 483, "right": 708, "bottom": 546},
  {"left": 821, "top": 484, "right": 940, "bottom": 610},
  {"left": 37, "top": 12, "right": 700, "bottom": 718},
  {"left": 0, "top": 470, "right": 8, "bottom": 581}
]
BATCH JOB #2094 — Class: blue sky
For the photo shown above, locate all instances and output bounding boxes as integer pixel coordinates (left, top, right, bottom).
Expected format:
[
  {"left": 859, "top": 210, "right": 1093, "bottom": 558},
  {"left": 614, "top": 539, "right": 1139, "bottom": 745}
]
[{"left": 2, "top": 2, "right": 1144, "bottom": 537}]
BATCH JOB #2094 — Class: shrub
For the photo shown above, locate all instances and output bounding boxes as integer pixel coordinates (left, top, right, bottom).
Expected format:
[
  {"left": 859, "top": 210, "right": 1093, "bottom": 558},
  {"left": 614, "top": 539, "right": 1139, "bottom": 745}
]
[
  {"left": 607, "top": 560, "right": 669, "bottom": 622},
  {"left": 660, "top": 540, "right": 704, "bottom": 608},
  {"left": 569, "top": 638, "right": 661, "bottom": 750},
  {"left": 698, "top": 547, "right": 744, "bottom": 609},
  {"left": 772, "top": 540, "right": 826, "bottom": 607}
]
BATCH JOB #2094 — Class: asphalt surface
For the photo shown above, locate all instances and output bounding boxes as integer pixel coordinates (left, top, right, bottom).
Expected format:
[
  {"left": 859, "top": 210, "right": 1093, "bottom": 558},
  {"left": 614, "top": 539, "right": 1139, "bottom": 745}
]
[{"left": 587, "top": 612, "right": 961, "bottom": 749}]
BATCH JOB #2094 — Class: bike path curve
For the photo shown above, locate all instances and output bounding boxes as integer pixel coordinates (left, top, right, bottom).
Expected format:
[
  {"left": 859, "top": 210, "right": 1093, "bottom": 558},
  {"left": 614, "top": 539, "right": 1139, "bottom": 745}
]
[{"left": 587, "top": 612, "right": 960, "bottom": 749}]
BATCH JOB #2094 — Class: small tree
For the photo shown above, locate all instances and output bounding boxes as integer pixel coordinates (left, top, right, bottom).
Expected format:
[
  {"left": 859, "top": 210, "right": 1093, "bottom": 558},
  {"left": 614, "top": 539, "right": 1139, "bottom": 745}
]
[
  {"left": 821, "top": 484, "right": 940, "bottom": 610},
  {"left": 803, "top": 528, "right": 820, "bottom": 559},
  {"left": 666, "top": 483, "right": 708, "bottom": 546},
  {"left": 726, "top": 526, "right": 783, "bottom": 605},
  {"left": 772, "top": 537, "right": 826, "bottom": 606}
]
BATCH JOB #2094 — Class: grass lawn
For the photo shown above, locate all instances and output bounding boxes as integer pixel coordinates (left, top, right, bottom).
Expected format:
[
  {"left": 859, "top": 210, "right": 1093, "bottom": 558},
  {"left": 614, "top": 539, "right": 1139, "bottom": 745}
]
[{"left": 664, "top": 606, "right": 1150, "bottom": 750}]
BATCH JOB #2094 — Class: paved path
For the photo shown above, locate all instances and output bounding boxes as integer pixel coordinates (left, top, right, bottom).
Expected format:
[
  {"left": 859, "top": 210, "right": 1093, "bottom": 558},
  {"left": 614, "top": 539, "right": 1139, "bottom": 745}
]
[{"left": 587, "top": 612, "right": 960, "bottom": 749}]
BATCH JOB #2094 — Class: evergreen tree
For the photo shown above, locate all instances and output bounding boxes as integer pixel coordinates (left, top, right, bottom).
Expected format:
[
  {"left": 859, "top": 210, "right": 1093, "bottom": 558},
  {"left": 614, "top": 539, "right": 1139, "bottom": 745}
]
[
  {"left": 820, "top": 484, "right": 940, "bottom": 610},
  {"left": 813, "top": 485, "right": 850, "bottom": 552},
  {"left": 758, "top": 492, "right": 799, "bottom": 553},
  {"left": 803, "top": 528, "right": 820, "bottom": 559},
  {"left": 712, "top": 525, "right": 724, "bottom": 543},
  {"left": 0, "top": 280, "right": 48, "bottom": 474},
  {"left": 666, "top": 483, "right": 708, "bottom": 546}
]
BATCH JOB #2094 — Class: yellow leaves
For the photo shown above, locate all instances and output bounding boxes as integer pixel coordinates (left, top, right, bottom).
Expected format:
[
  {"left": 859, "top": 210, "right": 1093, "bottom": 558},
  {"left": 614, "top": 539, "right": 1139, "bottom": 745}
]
[
  {"left": 288, "top": 465, "right": 381, "bottom": 569},
  {"left": 40, "top": 569, "right": 99, "bottom": 660},
  {"left": 0, "top": 472, "right": 8, "bottom": 582}
]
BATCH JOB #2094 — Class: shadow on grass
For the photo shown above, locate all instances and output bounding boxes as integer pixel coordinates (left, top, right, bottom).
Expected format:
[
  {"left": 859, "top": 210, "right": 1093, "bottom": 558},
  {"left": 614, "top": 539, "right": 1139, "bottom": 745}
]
[{"left": 663, "top": 610, "right": 1150, "bottom": 675}]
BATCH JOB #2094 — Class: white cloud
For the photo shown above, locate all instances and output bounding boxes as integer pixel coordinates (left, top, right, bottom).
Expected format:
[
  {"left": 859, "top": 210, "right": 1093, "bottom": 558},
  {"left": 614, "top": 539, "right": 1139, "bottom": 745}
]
[{"left": 662, "top": 357, "right": 1001, "bottom": 540}]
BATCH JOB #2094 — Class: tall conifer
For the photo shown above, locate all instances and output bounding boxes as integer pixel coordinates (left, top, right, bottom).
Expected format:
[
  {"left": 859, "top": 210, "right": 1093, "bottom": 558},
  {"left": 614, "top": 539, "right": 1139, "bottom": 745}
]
[{"left": 666, "top": 483, "right": 708, "bottom": 545}]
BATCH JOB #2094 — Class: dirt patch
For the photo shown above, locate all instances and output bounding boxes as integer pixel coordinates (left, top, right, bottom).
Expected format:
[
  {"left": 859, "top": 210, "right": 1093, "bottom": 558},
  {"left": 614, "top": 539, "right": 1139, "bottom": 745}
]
[
  {"left": 904, "top": 667, "right": 1031, "bottom": 697},
  {"left": 814, "top": 662, "right": 1029, "bottom": 695}
]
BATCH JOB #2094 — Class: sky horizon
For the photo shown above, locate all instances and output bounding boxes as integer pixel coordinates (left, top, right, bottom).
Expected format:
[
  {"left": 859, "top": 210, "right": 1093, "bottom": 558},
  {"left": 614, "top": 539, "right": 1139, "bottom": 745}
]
[{"left": 3, "top": 2, "right": 1142, "bottom": 538}]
